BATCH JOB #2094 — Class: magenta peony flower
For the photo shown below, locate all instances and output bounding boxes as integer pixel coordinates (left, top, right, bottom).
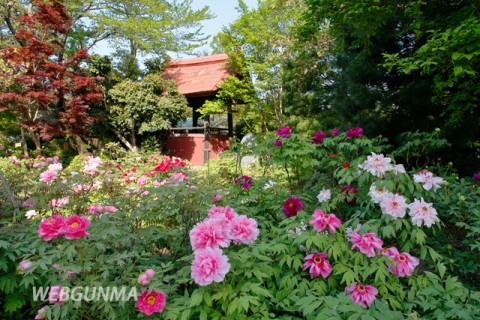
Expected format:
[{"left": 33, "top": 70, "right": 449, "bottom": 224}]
[
  {"left": 379, "top": 193, "right": 408, "bottom": 219},
  {"left": 276, "top": 126, "right": 291, "bottom": 138},
  {"left": 349, "top": 231, "right": 383, "bottom": 257},
  {"left": 38, "top": 215, "right": 65, "bottom": 241},
  {"left": 473, "top": 173, "right": 480, "bottom": 181},
  {"left": 229, "top": 215, "right": 259, "bottom": 244},
  {"left": 346, "top": 127, "right": 364, "bottom": 139},
  {"left": 408, "top": 198, "right": 440, "bottom": 227},
  {"left": 303, "top": 252, "right": 332, "bottom": 278},
  {"left": 309, "top": 210, "right": 342, "bottom": 233},
  {"left": 191, "top": 248, "right": 230, "bottom": 286},
  {"left": 48, "top": 285, "right": 66, "bottom": 305},
  {"left": 330, "top": 128, "right": 339, "bottom": 136},
  {"left": 346, "top": 282, "right": 378, "bottom": 308},
  {"left": 189, "top": 218, "right": 231, "bottom": 251},
  {"left": 135, "top": 290, "right": 166, "bottom": 315},
  {"left": 235, "top": 175, "right": 253, "bottom": 189},
  {"left": 274, "top": 138, "right": 282, "bottom": 147},
  {"left": 283, "top": 197, "right": 303, "bottom": 217},
  {"left": 61, "top": 216, "right": 90, "bottom": 240},
  {"left": 39, "top": 170, "right": 57, "bottom": 183},
  {"left": 207, "top": 205, "right": 238, "bottom": 221},
  {"left": 311, "top": 130, "right": 327, "bottom": 144},
  {"left": 387, "top": 251, "right": 420, "bottom": 277}
]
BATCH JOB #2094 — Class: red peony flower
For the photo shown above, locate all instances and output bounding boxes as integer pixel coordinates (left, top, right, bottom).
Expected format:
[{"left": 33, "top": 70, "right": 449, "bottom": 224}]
[{"left": 283, "top": 197, "right": 303, "bottom": 217}]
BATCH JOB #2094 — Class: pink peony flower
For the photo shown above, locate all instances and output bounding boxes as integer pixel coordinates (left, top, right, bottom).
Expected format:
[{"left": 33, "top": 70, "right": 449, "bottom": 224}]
[
  {"left": 234, "top": 175, "right": 253, "bottom": 189},
  {"left": 48, "top": 163, "right": 63, "bottom": 172},
  {"left": 135, "top": 290, "right": 166, "bottom": 315},
  {"left": 145, "top": 269, "right": 155, "bottom": 279},
  {"left": 38, "top": 215, "right": 65, "bottom": 241},
  {"left": 283, "top": 197, "right": 303, "bottom": 217},
  {"left": 229, "top": 215, "right": 259, "bottom": 244},
  {"left": 330, "top": 128, "right": 339, "bottom": 136},
  {"left": 309, "top": 210, "right": 342, "bottom": 233},
  {"left": 413, "top": 170, "right": 444, "bottom": 192},
  {"left": 303, "top": 252, "right": 332, "bottom": 278},
  {"left": 39, "top": 170, "right": 57, "bottom": 183},
  {"left": 276, "top": 126, "right": 291, "bottom": 138},
  {"left": 387, "top": 251, "right": 420, "bottom": 277},
  {"left": 349, "top": 231, "right": 383, "bottom": 257},
  {"left": 408, "top": 198, "right": 440, "bottom": 227},
  {"left": 48, "top": 285, "right": 66, "bottom": 305},
  {"left": 362, "top": 153, "right": 393, "bottom": 177},
  {"left": 34, "top": 308, "right": 45, "bottom": 320},
  {"left": 61, "top": 216, "right": 90, "bottom": 240},
  {"left": 190, "top": 218, "right": 231, "bottom": 251},
  {"left": 346, "top": 127, "right": 364, "bottom": 139},
  {"left": 191, "top": 248, "right": 231, "bottom": 286},
  {"left": 379, "top": 193, "right": 408, "bottom": 219},
  {"left": 22, "top": 199, "right": 36, "bottom": 208},
  {"left": 274, "top": 138, "right": 282, "bottom": 147},
  {"left": 207, "top": 205, "right": 238, "bottom": 221},
  {"left": 138, "top": 273, "right": 149, "bottom": 286},
  {"left": 17, "top": 260, "right": 33, "bottom": 272},
  {"left": 378, "top": 246, "right": 399, "bottom": 258},
  {"left": 311, "top": 130, "right": 327, "bottom": 144},
  {"left": 137, "top": 177, "right": 148, "bottom": 186},
  {"left": 50, "top": 197, "right": 69, "bottom": 208},
  {"left": 346, "top": 282, "right": 378, "bottom": 308},
  {"left": 213, "top": 194, "right": 222, "bottom": 203}
]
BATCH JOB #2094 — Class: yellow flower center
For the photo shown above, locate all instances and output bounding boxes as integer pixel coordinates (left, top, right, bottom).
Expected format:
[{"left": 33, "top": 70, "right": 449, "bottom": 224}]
[
  {"left": 398, "top": 255, "right": 407, "bottom": 262},
  {"left": 313, "top": 256, "right": 323, "bottom": 264},
  {"left": 71, "top": 222, "right": 79, "bottom": 228},
  {"left": 147, "top": 295, "right": 156, "bottom": 305},
  {"left": 357, "top": 285, "right": 366, "bottom": 293}
]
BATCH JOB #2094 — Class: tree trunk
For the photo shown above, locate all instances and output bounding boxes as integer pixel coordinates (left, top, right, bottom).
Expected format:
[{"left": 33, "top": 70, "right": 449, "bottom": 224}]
[
  {"left": 72, "top": 135, "right": 89, "bottom": 155},
  {"left": 111, "top": 128, "right": 137, "bottom": 152},
  {"left": 28, "top": 129, "right": 41, "bottom": 153},
  {"left": 20, "top": 127, "right": 28, "bottom": 157}
]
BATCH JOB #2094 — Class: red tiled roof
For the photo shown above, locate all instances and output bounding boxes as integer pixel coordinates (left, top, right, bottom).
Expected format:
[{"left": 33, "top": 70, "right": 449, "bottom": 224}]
[{"left": 164, "top": 53, "right": 231, "bottom": 97}]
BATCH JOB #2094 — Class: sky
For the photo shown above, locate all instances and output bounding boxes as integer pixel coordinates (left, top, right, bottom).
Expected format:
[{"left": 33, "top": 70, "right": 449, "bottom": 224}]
[{"left": 90, "top": 0, "right": 258, "bottom": 59}]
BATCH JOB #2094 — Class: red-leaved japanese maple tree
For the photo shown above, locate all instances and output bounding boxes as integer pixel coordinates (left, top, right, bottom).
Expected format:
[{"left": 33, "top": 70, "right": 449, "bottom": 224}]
[{"left": 0, "top": 0, "right": 103, "bottom": 153}]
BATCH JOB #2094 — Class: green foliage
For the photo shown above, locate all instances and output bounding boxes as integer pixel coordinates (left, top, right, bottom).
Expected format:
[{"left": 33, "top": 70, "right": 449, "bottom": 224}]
[{"left": 108, "top": 73, "right": 189, "bottom": 150}]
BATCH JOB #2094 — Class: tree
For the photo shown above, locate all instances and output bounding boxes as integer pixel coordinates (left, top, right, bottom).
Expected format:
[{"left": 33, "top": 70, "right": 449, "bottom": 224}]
[
  {"left": 299, "top": 0, "right": 480, "bottom": 173},
  {"left": 0, "top": 0, "right": 103, "bottom": 154},
  {"left": 212, "top": 0, "right": 306, "bottom": 131},
  {"left": 2, "top": 1, "right": 214, "bottom": 78},
  {"left": 108, "top": 73, "right": 189, "bottom": 151}
]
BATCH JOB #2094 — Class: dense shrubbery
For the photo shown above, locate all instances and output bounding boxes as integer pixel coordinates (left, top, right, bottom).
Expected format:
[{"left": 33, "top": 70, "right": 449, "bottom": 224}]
[{"left": 0, "top": 127, "right": 479, "bottom": 319}]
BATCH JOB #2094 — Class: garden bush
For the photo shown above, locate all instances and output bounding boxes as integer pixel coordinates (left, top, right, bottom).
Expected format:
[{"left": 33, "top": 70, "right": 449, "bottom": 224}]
[{"left": 0, "top": 127, "right": 479, "bottom": 319}]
